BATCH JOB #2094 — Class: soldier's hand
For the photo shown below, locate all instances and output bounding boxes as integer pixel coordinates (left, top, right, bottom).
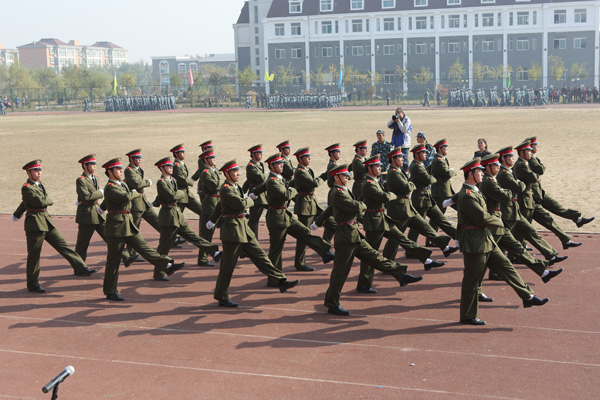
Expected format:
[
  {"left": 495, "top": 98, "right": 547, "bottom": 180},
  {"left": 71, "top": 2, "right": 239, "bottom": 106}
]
[
  {"left": 309, "top": 222, "right": 319, "bottom": 231},
  {"left": 147, "top": 179, "right": 152, "bottom": 186},
  {"left": 131, "top": 189, "right": 137, "bottom": 193},
  {"left": 97, "top": 208, "right": 105, "bottom": 215},
  {"left": 442, "top": 198, "right": 454, "bottom": 208},
  {"left": 206, "top": 221, "right": 215, "bottom": 230},
  {"left": 99, "top": 189, "right": 104, "bottom": 195},
  {"left": 11, "top": 215, "right": 20, "bottom": 222},
  {"left": 75, "top": 200, "right": 80, "bottom": 206},
  {"left": 248, "top": 193, "right": 257, "bottom": 200}
]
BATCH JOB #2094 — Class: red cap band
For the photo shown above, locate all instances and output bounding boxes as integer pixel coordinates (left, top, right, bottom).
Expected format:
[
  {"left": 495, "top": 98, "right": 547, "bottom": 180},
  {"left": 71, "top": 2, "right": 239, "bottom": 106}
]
[
  {"left": 104, "top": 161, "right": 122, "bottom": 169},
  {"left": 128, "top": 151, "right": 142, "bottom": 158},
  {"left": 327, "top": 146, "right": 340, "bottom": 152},
  {"left": 481, "top": 156, "right": 499, "bottom": 166},
  {"left": 388, "top": 148, "right": 403, "bottom": 158},
  {"left": 267, "top": 156, "right": 284, "bottom": 164},
  {"left": 462, "top": 161, "right": 482, "bottom": 172},
  {"left": 295, "top": 149, "right": 310, "bottom": 157},
  {"left": 223, "top": 162, "right": 239, "bottom": 172},
  {"left": 330, "top": 168, "right": 349, "bottom": 176},
  {"left": 365, "top": 158, "right": 381, "bottom": 167},
  {"left": 25, "top": 163, "right": 42, "bottom": 171},
  {"left": 434, "top": 141, "right": 448, "bottom": 149},
  {"left": 172, "top": 145, "right": 185, "bottom": 153},
  {"left": 200, "top": 151, "right": 215, "bottom": 159}
]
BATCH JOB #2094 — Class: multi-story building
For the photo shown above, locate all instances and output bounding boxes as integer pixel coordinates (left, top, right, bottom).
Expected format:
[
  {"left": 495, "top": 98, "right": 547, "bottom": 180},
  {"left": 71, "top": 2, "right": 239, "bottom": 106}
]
[
  {"left": 17, "top": 38, "right": 128, "bottom": 72},
  {"left": 0, "top": 44, "right": 19, "bottom": 67},
  {"left": 234, "top": 0, "right": 600, "bottom": 94},
  {"left": 151, "top": 54, "right": 236, "bottom": 87}
]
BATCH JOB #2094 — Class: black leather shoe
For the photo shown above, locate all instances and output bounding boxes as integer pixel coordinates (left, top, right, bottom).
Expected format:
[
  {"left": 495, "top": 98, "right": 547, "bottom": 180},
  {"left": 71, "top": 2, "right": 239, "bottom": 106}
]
[
  {"left": 576, "top": 216, "right": 594, "bottom": 228},
  {"left": 278, "top": 279, "right": 299, "bottom": 293},
  {"left": 356, "top": 286, "right": 377, "bottom": 294},
  {"left": 165, "top": 262, "right": 185, "bottom": 276},
  {"left": 197, "top": 261, "right": 215, "bottom": 267},
  {"left": 106, "top": 292, "right": 124, "bottom": 301},
  {"left": 562, "top": 241, "right": 582, "bottom": 250},
  {"left": 213, "top": 251, "right": 222, "bottom": 262},
  {"left": 266, "top": 281, "right": 279, "bottom": 287},
  {"left": 171, "top": 244, "right": 183, "bottom": 249},
  {"left": 321, "top": 250, "right": 335, "bottom": 264},
  {"left": 424, "top": 260, "right": 446, "bottom": 271},
  {"left": 399, "top": 273, "right": 423, "bottom": 287},
  {"left": 28, "top": 286, "right": 46, "bottom": 293},
  {"left": 479, "top": 293, "right": 494, "bottom": 302},
  {"left": 525, "top": 245, "right": 533, "bottom": 251},
  {"left": 460, "top": 318, "right": 486, "bottom": 325},
  {"left": 488, "top": 272, "right": 504, "bottom": 281},
  {"left": 135, "top": 256, "right": 145, "bottom": 263},
  {"left": 542, "top": 268, "right": 563, "bottom": 283},
  {"left": 218, "top": 299, "right": 238, "bottom": 308},
  {"left": 295, "top": 265, "right": 315, "bottom": 272},
  {"left": 174, "top": 237, "right": 187, "bottom": 245},
  {"left": 75, "top": 268, "right": 98, "bottom": 276},
  {"left": 443, "top": 246, "right": 459, "bottom": 257},
  {"left": 549, "top": 255, "right": 568, "bottom": 266},
  {"left": 123, "top": 255, "right": 138, "bottom": 268},
  {"left": 523, "top": 295, "right": 549, "bottom": 308},
  {"left": 328, "top": 305, "right": 350, "bottom": 316},
  {"left": 154, "top": 276, "right": 170, "bottom": 281}
]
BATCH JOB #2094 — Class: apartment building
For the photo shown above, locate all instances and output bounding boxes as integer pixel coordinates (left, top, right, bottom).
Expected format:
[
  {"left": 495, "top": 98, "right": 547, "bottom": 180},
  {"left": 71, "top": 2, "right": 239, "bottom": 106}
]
[
  {"left": 0, "top": 44, "right": 19, "bottom": 67},
  {"left": 151, "top": 54, "right": 236, "bottom": 87}
]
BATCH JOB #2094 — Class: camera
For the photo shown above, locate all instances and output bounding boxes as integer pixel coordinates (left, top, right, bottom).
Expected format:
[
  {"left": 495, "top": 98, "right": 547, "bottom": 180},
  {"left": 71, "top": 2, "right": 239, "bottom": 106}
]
[{"left": 392, "top": 114, "right": 400, "bottom": 121}]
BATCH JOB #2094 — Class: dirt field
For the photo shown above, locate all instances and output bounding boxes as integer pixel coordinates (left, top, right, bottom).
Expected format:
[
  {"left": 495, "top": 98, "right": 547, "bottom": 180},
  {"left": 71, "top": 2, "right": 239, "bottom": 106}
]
[{"left": 0, "top": 106, "right": 596, "bottom": 233}]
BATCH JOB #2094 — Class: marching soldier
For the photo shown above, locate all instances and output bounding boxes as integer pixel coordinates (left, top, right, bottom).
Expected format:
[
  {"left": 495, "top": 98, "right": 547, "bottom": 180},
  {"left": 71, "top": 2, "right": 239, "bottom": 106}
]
[
  {"left": 456, "top": 157, "right": 548, "bottom": 326},
  {"left": 197, "top": 149, "right": 222, "bottom": 266},
  {"left": 101, "top": 158, "right": 185, "bottom": 301},
  {"left": 324, "top": 164, "right": 422, "bottom": 316},
  {"left": 215, "top": 159, "right": 299, "bottom": 308},
  {"left": 429, "top": 138, "right": 456, "bottom": 226},
  {"left": 264, "top": 153, "right": 334, "bottom": 282},
  {"left": 154, "top": 157, "right": 221, "bottom": 280},
  {"left": 350, "top": 140, "right": 368, "bottom": 199},
  {"left": 75, "top": 154, "right": 135, "bottom": 265},
  {"left": 276, "top": 140, "right": 295, "bottom": 184},
  {"left": 325, "top": 143, "right": 342, "bottom": 188},
  {"left": 358, "top": 155, "right": 445, "bottom": 294},
  {"left": 382, "top": 147, "right": 458, "bottom": 260},
  {"left": 191, "top": 139, "right": 214, "bottom": 203},
  {"left": 171, "top": 144, "right": 203, "bottom": 216},
  {"left": 244, "top": 144, "right": 268, "bottom": 238}
]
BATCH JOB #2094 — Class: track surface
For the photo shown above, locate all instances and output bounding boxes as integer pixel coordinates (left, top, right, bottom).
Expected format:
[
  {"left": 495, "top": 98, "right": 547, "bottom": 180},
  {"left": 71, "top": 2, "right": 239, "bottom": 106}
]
[{"left": 0, "top": 214, "right": 598, "bottom": 399}]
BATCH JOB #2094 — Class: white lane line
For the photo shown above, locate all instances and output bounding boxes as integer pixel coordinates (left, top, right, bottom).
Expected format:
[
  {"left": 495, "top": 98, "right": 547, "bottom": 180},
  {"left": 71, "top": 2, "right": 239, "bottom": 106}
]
[
  {"left": 0, "top": 348, "right": 521, "bottom": 400},
  {"left": 1, "top": 315, "right": 599, "bottom": 368}
]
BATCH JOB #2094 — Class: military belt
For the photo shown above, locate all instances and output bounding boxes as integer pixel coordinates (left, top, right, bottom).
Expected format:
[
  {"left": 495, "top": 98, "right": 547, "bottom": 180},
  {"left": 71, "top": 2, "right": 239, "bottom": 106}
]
[
  {"left": 298, "top": 192, "right": 314, "bottom": 196},
  {"left": 525, "top": 185, "right": 532, "bottom": 190},
  {"left": 488, "top": 208, "right": 501, "bottom": 212},
  {"left": 398, "top": 195, "right": 410, "bottom": 199},
  {"left": 269, "top": 206, "right": 287, "bottom": 210},
  {"left": 26, "top": 208, "right": 46, "bottom": 213},
  {"left": 79, "top": 200, "right": 97, "bottom": 205},
  {"left": 207, "top": 194, "right": 220, "bottom": 198},
  {"left": 338, "top": 220, "right": 357, "bottom": 226},
  {"left": 365, "top": 208, "right": 385, "bottom": 213},
  {"left": 108, "top": 210, "right": 131, "bottom": 214},
  {"left": 462, "top": 225, "right": 485, "bottom": 230},
  {"left": 511, "top": 198, "right": 518, "bottom": 202},
  {"left": 224, "top": 214, "right": 245, "bottom": 218}
]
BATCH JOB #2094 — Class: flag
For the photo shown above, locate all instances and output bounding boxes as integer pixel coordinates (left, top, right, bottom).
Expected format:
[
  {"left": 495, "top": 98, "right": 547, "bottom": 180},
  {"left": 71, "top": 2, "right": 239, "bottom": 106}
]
[
  {"left": 506, "top": 71, "right": 511, "bottom": 89},
  {"left": 189, "top": 69, "right": 194, "bottom": 87},
  {"left": 338, "top": 67, "right": 343, "bottom": 88},
  {"left": 264, "top": 70, "right": 274, "bottom": 82},
  {"left": 113, "top": 73, "right": 117, "bottom": 95}
]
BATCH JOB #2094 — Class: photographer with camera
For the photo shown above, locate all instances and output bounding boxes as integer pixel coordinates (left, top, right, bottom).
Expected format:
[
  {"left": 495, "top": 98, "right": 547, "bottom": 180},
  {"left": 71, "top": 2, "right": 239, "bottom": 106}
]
[{"left": 387, "top": 107, "right": 412, "bottom": 172}]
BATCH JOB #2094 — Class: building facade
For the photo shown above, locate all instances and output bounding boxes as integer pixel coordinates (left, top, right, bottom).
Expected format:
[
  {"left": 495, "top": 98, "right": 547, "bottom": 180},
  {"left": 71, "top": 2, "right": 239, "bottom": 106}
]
[
  {"left": 0, "top": 44, "right": 19, "bottom": 67},
  {"left": 151, "top": 54, "right": 236, "bottom": 87},
  {"left": 17, "top": 38, "right": 128, "bottom": 72},
  {"left": 234, "top": 0, "right": 600, "bottom": 94}
]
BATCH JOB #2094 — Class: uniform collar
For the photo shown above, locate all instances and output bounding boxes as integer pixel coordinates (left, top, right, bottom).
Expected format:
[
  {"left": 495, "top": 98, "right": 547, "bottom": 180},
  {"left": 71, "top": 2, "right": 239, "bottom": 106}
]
[
  {"left": 464, "top": 183, "right": 479, "bottom": 192},
  {"left": 109, "top": 179, "right": 122, "bottom": 185},
  {"left": 334, "top": 184, "right": 348, "bottom": 191}
]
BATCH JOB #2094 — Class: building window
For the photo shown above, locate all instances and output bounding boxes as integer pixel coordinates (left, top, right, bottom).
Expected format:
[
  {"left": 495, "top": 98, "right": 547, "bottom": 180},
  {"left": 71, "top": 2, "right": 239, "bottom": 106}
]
[
  {"left": 517, "top": 12, "right": 529, "bottom": 25},
  {"left": 382, "top": 0, "right": 395, "bottom": 8},
  {"left": 275, "top": 24, "right": 285, "bottom": 36},
  {"left": 255, "top": 36, "right": 260, "bottom": 45},
  {"left": 292, "top": 76, "right": 303, "bottom": 86},
  {"left": 448, "top": 41, "right": 460, "bottom": 53},
  {"left": 449, "top": 15, "right": 460, "bottom": 28},
  {"left": 320, "top": 0, "right": 332, "bottom": 12},
  {"left": 189, "top": 63, "right": 197, "bottom": 71},
  {"left": 291, "top": 47, "right": 302, "bottom": 58},
  {"left": 415, "top": 43, "right": 427, "bottom": 54},
  {"left": 49, "top": 57, "right": 55, "bottom": 65},
  {"left": 289, "top": 1, "right": 302, "bottom": 13},
  {"left": 481, "top": 0, "right": 495, "bottom": 3},
  {"left": 383, "top": 44, "right": 395, "bottom": 55},
  {"left": 517, "top": 70, "right": 529, "bottom": 81},
  {"left": 441, "top": 15, "right": 445, "bottom": 29},
  {"left": 464, "top": 14, "right": 468, "bottom": 27},
  {"left": 160, "top": 60, "right": 169, "bottom": 74},
  {"left": 322, "top": 47, "right": 333, "bottom": 57},
  {"left": 322, "top": 21, "right": 332, "bottom": 33},
  {"left": 254, "top": 6, "right": 258, "bottom": 23},
  {"left": 574, "top": 37, "right": 587, "bottom": 49},
  {"left": 275, "top": 48, "right": 286, "bottom": 59},
  {"left": 291, "top": 23, "right": 301, "bottom": 35},
  {"left": 474, "top": 14, "right": 478, "bottom": 27},
  {"left": 574, "top": 9, "right": 587, "bottom": 23},
  {"left": 414, "top": 0, "right": 427, "bottom": 6},
  {"left": 482, "top": 13, "right": 493, "bottom": 27},
  {"left": 352, "top": 19, "right": 363, "bottom": 32},
  {"left": 255, "top": 57, "right": 260, "bottom": 65},
  {"left": 554, "top": 10, "right": 566, "bottom": 24},
  {"left": 383, "top": 18, "right": 394, "bottom": 31},
  {"left": 335, "top": 20, "right": 339, "bottom": 33},
  {"left": 255, "top": 48, "right": 260, "bottom": 55},
  {"left": 351, "top": 0, "right": 363, "bottom": 10},
  {"left": 397, "top": 17, "right": 402, "bottom": 30},
  {"left": 498, "top": 12, "right": 502, "bottom": 26},
  {"left": 447, "top": 0, "right": 460, "bottom": 5},
  {"left": 351, "top": 46, "right": 363, "bottom": 56},
  {"left": 509, "top": 12, "right": 513, "bottom": 26},
  {"left": 533, "top": 11, "right": 537, "bottom": 25},
  {"left": 516, "top": 39, "right": 529, "bottom": 51},
  {"left": 409, "top": 17, "right": 412, "bottom": 30},
  {"left": 482, "top": 40, "right": 494, "bottom": 52},
  {"left": 178, "top": 63, "right": 186, "bottom": 73},
  {"left": 553, "top": 38, "right": 566, "bottom": 50},
  {"left": 415, "top": 16, "right": 427, "bottom": 30},
  {"left": 384, "top": 74, "right": 395, "bottom": 84}
]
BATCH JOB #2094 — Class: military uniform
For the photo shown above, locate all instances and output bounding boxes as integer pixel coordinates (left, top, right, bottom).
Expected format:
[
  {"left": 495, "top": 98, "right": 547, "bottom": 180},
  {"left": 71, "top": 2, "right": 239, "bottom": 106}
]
[
  {"left": 244, "top": 144, "right": 268, "bottom": 238},
  {"left": 171, "top": 144, "right": 203, "bottom": 216},
  {"left": 276, "top": 140, "right": 295, "bottom": 184},
  {"left": 325, "top": 143, "right": 341, "bottom": 189},
  {"left": 428, "top": 139, "right": 456, "bottom": 246},
  {"left": 350, "top": 140, "right": 368, "bottom": 199},
  {"left": 17, "top": 160, "right": 93, "bottom": 293},
  {"left": 191, "top": 140, "right": 214, "bottom": 203},
  {"left": 197, "top": 149, "right": 221, "bottom": 265},
  {"left": 324, "top": 164, "right": 421, "bottom": 315}
]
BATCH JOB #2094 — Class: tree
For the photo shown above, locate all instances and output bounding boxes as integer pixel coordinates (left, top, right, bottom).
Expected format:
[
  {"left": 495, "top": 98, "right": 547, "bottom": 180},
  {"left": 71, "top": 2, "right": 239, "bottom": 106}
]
[
  {"left": 497, "top": 64, "right": 513, "bottom": 88},
  {"left": 413, "top": 65, "right": 432, "bottom": 94},
  {"left": 310, "top": 65, "right": 325, "bottom": 92},
  {"left": 529, "top": 61, "right": 542, "bottom": 87},
  {"left": 548, "top": 56, "right": 566, "bottom": 86},
  {"left": 169, "top": 71, "right": 183, "bottom": 88},
  {"left": 570, "top": 62, "right": 588, "bottom": 81},
  {"left": 237, "top": 66, "right": 257, "bottom": 95},
  {"left": 273, "top": 63, "right": 295, "bottom": 90},
  {"left": 448, "top": 58, "right": 466, "bottom": 85},
  {"left": 120, "top": 72, "right": 136, "bottom": 89},
  {"left": 395, "top": 65, "right": 408, "bottom": 96},
  {"left": 203, "top": 65, "right": 229, "bottom": 96},
  {"left": 472, "top": 62, "right": 484, "bottom": 86}
]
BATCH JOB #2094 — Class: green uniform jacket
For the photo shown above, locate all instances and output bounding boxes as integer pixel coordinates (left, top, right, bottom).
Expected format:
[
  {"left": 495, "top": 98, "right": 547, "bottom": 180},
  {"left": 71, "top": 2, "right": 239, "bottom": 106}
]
[
  {"left": 173, "top": 160, "right": 196, "bottom": 204},
  {"left": 361, "top": 176, "right": 397, "bottom": 232},
  {"left": 124, "top": 165, "right": 152, "bottom": 212},
  {"left": 329, "top": 185, "right": 366, "bottom": 244},
  {"left": 103, "top": 180, "right": 140, "bottom": 238},
  {"left": 512, "top": 158, "right": 538, "bottom": 211},
  {"left": 282, "top": 156, "right": 295, "bottom": 183},
  {"left": 350, "top": 154, "right": 366, "bottom": 196},
  {"left": 200, "top": 166, "right": 221, "bottom": 215},
  {"left": 386, "top": 166, "right": 417, "bottom": 224},
  {"left": 409, "top": 160, "right": 436, "bottom": 208},
  {"left": 245, "top": 160, "right": 267, "bottom": 205},
  {"left": 191, "top": 157, "right": 207, "bottom": 200},
  {"left": 20, "top": 180, "right": 56, "bottom": 232},
  {"left": 528, "top": 155, "right": 546, "bottom": 202},
  {"left": 456, "top": 184, "right": 504, "bottom": 253},
  {"left": 293, "top": 165, "right": 326, "bottom": 216},
  {"left": 430, "top": 154, "right": 456, "bottom": 198},
  {"left": 75, "top": 174, "right": 104, "bottom": 225},
  {"left": 478, "top": 172, "right": 512, "bottom": 236},
  {"left": 326, "top": 158, "right": 339, "bottom": 188},
  {"left": 496, "top": 166, "right": 527, "bottom": 225},
  {"left": 266, "top": 172, "right": 297, "bottom": 229},
  {"left": 219, "top": 181, "right": 255, "bottom": 243},
  {"left": 156, "top": 176, "right": 186, "bottom": 227}
]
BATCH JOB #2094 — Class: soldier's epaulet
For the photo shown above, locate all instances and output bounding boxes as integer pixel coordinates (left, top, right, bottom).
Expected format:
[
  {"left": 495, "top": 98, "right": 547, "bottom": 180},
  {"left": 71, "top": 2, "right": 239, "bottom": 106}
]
[
  {"left": 271, "top": 177, "right": 276, "bottom": 180},
  {"left": 159, "top": 178, "right": 163, "bottom": 181},
  {"left": 249, "top": 161, "right": 254, "bottom": 166},
  {"left": 79, "top": 176, "right": 84, "bottom": 179},
  {"left": 224, "top": 183, "right": 229, "bottom": 188},
  {"left": 108, "top": 182, "right": 114, "bottom": 185},
  {"left": 337, "top": 188, "right": 343, "bottom": 191},
  {"left": 392, "top": 168, "right": 398, "bottom": 172},
  {"left": 204, "top": 169, "right": 208, "bottom": 173},
  {"left": 488, "top": 177, "right": 493, "bottom": 180},
  {"left": 367, "top": 179, "right": 372, "bottom": 183},
  {"left": 127, "top": 166, "right": 131, "bottom": 169},
  {"left": 466, "top": 189, "right": 471, "bottom": 194},
  {"left": 175, "top": 162, "right": 180, "bottom": 166},
  {"left": 24, "top": 183, "right": 29, "bottom": 187}
]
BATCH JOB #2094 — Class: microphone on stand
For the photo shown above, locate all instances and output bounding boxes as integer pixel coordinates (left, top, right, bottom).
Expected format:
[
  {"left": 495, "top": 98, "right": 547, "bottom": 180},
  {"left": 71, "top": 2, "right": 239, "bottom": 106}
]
[{"left": 42, "top": 366, "right": 75, "bottom": 394}]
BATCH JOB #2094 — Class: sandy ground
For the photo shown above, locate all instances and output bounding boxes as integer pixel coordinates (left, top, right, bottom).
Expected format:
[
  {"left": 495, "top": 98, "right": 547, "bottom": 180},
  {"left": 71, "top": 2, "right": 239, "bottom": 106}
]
[{"left": 0, "top": 106, "right": 597, "bottom": 233}]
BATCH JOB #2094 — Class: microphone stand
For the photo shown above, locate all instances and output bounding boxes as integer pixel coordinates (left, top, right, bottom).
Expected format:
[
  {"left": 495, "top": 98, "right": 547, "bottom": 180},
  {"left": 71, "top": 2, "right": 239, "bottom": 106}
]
[{"left": 51, "top": 382, "right": 60, "bottom": 400}]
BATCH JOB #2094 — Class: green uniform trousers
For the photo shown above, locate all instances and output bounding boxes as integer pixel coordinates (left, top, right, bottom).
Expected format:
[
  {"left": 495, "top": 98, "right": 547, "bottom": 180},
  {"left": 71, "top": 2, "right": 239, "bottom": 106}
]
[
  {"left": 248, "top": 205, "right": 264, "bottom": 238},
  {"left": 157, "top": 223, "right": 217, "bottom": 278},
  {"left": 408, "top": 204, "right": 457, "bottom": 245},
  {"left": 510, "top": 218, "right": 558, "bottom": 260},
  {"left": 427, "top": 196, "right": 450, "bottom": 244},
  {"left": 461, "top": 247, "right": 533, "bottom": 320},
  {"left": 359, "top": 228, "right": 431, "bottom": 289},
  {"left": 531, "top": 204, "right": 572, "bottom": 244},
  {"left": 494, "top": 231, "right": 548, "bottom": 277},
  {"left": 324, "top": 240, "right": 408, "bottom": 309},
  {"left": 383, "top": 214, "right": 451, "bottom": 260},
  {"left": 128, "top": 208, "right": 160, "bottom": 257},
  {"left": 26, "top": 228, "right": 88, "bottom": 290},
  {"left": 541, "top": 194, "right": 580, "bottom": 223},
  {"left": 104, "top": 234, "right": 172, "bottom": 295},
  {"left": 198, "top": 213, "right": 216, "bottom": 264},
  {"left": 75, "top": 223, "right": 131, "bottom": 262},
  {"left": 214, "top": 239, "right": 287, "bottom": 302},
  {"left": 295, "top": 214, "right": 336, "bottom": 268},
  {"left": 179, "top": 196, "right": 203, "bottom": 216}
]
